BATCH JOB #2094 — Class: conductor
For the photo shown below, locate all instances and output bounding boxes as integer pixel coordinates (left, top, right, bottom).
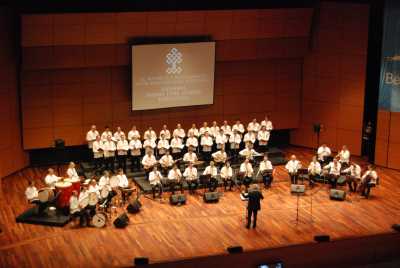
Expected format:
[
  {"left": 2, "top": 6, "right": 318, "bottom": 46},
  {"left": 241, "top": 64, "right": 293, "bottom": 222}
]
[{"left": 246, "top": 184, "right": 264, "bottom": 229}]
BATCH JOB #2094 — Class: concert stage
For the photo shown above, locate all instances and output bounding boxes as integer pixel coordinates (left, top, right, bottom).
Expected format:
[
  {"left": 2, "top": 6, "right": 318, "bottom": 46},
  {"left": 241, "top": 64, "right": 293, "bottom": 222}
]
[
  {"left": 16, "top": 207, "right": 70, "bottom": 227},
  {"left": 1, "top": 147, "right": 400, "bottom": 267}
]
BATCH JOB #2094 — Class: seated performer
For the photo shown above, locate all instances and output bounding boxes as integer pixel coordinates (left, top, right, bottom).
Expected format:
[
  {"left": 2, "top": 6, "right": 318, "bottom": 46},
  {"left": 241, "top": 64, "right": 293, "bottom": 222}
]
[
  {"left": 129, "top": 135, "right": 142, "bottom": 172},
  {"left": 86, "top": 125, "right": 99, "bottom": 150},
  {"left": 168, "top": 164, "right": 183, "bottom": 194},
  {"left": 247, "top": 118, "right": 260, "bottom": 133},
  {"left": 186, "top": 132, "right": 198, "bottom": 149},
  {"left": 88, "top": 179, "right": 101, "bottom": 199},
  {"left": 69, "top": 190, "right": 81, "bottom": 226},
  {"left": 221, "top": 161, "right": 234, "bottom": 191},
  {"left": 157, "top": 133, "right": 170, "bottom": 157},
  {"left": 243, "top": 130, "right": 256, "bottom": 146},
  {"left": 183, "top": 148, "right": 198, "bottom": 164},
  {"left": 127, "top": 125, "right": 140, "bottom": 141},
  {"left": 117, "top": 168, "right": 130, "bottom": 202},
  {"left": 117, "top": 134, "right": 129, "bottom": 172},
  {"left": 215, "top": 128, "right": 227, "bottom": 150},
  {"left": 149, "top": 166, "right": 163, "bottom": 199},
  {"left": 25, "top": 181, "right": 39, "bottom": 203},
  {"left": 221, "top": 120, "right": 232, "bottom": 137},
  {"left": 337, "top": 145, "right": 351, "bottom": 168},
  {"left": 285, "top": 155, "right": 301, "bottom": 184},
  {"left": 240, "top": 158, "right": 254, "bottom": 192},
  {"left": 199, "top": 122, "right": 210, "bottom": 137},
  {"left": 183, "top": 162, "right": 198, "bottom": 194},
  {"left": 159, "top": 151, "right": 174, "bottom": 175},
  {"left": 78, "top": 186, "right": 91, "bottom": 226},
  {"left": 257, "top": 125, "right": 270, "bottom": 152},
  {"left": 100, "top": 126, "right": 112, "bottom": 141},
  {"left": 359, "top": 165, "right": 378, "bottom": 198},
  {"left": 324, "top": 158, "right": 341, "bottom": 188},
  {"left": 92, "top": 136, "right": 103, "bottom": 170},
  {"left": 239, "top": 142, "right": 260, "bottom": 161},
  {"left": 142, "top": 150, "right": 157, "bottom": 180},
  {"left": 203, "top": 161, "right": 218, "bottom": 192},
  {"left": 209, "top": 121, "right": 220, "bottom": 138},
  {"left": 67, "top": 162, "right": 79, "bottom": 179},
  {"left": 103, "top": 135, "right": 116, "bottom": 172},
  {"left": 159, "top": 124, "right": 171, "bottom": 140},
  {"left": 201, "top": 132, "right": 213, "bottom": 162},
  {"left": 187, "top": 123, "right": 200, "bottom": 138},
  {"left": 171, "top": 134, "right": 184, "bottom": 159},
  {"left": 232, "top": 120, "right": 245, "bottom": 137},
  {"left": 212, "top": 146, "right": 227, "bottom": 168},
  {"left": 229, "top": 129, "right": 242, "bottom": 159},
  {"left": 98, "top": 170, "right": 111, "bottom": 190},
  {"left": 258, "top": 155, "right": 274, "bottom": 188},
  {"left": 173, "top": 123, "right": 186, "bottom": 140},
  {"left": 342, "top": 161, "right": 361, "bottom": 192},
  {"left": 144, "top": 126, "right": 157, "bottom": 142},
  {"left": 143, "top": 137, "right": 156, "bottom": 154},
  {"left": 307, "top": 156, "right": 321, "bottom": 187},
  {"left": 261, "top": 115, "right": 273, "bottom": 132},
  {"left": 317, "top": 144, "right": 331, "bottom": 163},
  {"left": 113, "top": 126, "right": 125, "bottom": 142},
  {"left": 44, "top": 168, "right": 61, "bottom": 187}
]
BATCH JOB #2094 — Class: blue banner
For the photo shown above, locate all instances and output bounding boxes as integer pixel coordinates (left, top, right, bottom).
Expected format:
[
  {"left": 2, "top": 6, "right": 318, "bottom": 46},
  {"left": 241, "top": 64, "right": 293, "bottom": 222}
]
[{"left": 379, "top": 0, "right": 400, "bottom": 111}]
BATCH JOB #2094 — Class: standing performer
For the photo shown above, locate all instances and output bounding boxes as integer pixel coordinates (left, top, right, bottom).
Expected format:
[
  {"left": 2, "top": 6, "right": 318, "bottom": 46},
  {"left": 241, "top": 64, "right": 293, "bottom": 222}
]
[
  {"left": 221, "top": 120, "right": 232, "bottom": 137},
  {"left": 168, "top": 164, "right": 183, "bottom": 194},
  {"left": 159, "top": 125, "right": 171, "bottom": 140},
  {"left": 127, "top": 125, "right": 140, "bottom": 141},
  {"left": 232, "top": 120, "right": 245, "bottom": 137},
  {"left": 144, "top": 127, "right": 157, "bottom": 142},
  {"left": 142, "top": 150, "right": 157, "bottom": 180},
  {"left": 173, "top": 123, "right": 186, "bottom": 140},
  {"left": 201, "top": 132, "right": 213, "bottom": 162},
  {"left": 257, "top": 125, "right": 270, "bottom": 152},
  {"left": 187, "top": 123, "right": 200, "bottom": 138},
  {"left": 285, "top": 155, "right": 301, "bottom": 184},
  {"left": 113, "top": 126, "right": 125, "bottom": 142},
  {"left": 199, "top": 122, "right": 210, "bottom": 137},
  {"left": 203, "top": 161, "right": 218, "bottom": 192},
  {"left": 258, "top": 155, "right": 274, "bottom": 188},
  {"left": 359, "top": 165, "right": 378, "bottom": 198},
  {"left": 171, "top": 134, "right": 184, "bottom": 159},
  {"left": 220, "top": 161, "right": 234, "bottom": 191},
  {"left": 209, "top": 121, "right": 220, "bottom": 138},
  {"left": 240, "top": 158, "right": 254, "bottom": 192},
  {"left": 157, "top": 133, "right": 170, "bottom": 157},
  {"left": 247, "top": 118, "right": 260, "bottom": 133},
  {"left": 261, "top": 115, "right": 273, "bottom": 132},
  {"left": 229, "top": 129, "right": 242, "bottom": 160},
  {"left": 215, "top": 128, "right": 227, "bottom": 151},
  {"left": 186, "top": 132, "right": 198, "bottom": 150},
  {"left": 103, "top": 135, "right": 116, "bottom": 172},
  {"left": 101, "top": 126, "right": 112, "bottom": 142},
  {"left": 129, "top": 136, "right": 142, "bottom": 172},
  {"left": 342, "top": 162, "right": 361, "bottom": 192},
  {"left": 307, "top": 156, "right": 321, "bottom": 187},
  {"left": 117, "top": 135, "right": 129, "bottom": 172},
  {"left": 67, "top": 162, "right": 79, "bottom": 180},
  {"left": 44, "top": 168, "right": 61, "bottom": 187},
  {"left": 183, "top": 162, "right": 198, "bottom": 194},
  {"left": 86, "top": 125, "right": 99, "bottom": 150},
  {"left": 243, "top": 130, "right": 256, "bottom": 146},
  {"left": 149, "top": 166, "right": 163, "bottom": 199},
  {"left": 246, "top": 184, "right": 264, "bottom": 229},
  {"left": 92, "top": 136, "right": 103, "bottom": 170},
  {"left": 324, "top": 158, "right": 341, "bottom": 188}
]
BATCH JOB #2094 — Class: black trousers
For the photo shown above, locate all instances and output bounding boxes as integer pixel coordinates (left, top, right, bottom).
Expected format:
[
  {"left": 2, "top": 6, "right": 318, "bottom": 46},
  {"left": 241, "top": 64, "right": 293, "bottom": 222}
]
[
  {"left": 262, "top": 174, "right": 273, "bottom": 187},
  {"left": 258, "top": 144, "right": 268, "bottom": 153},
  {"left": 202, "top": 151, "right": 212, "bottom": 162},
  {"left": 151, "top": 184, "right": 163, "bottom": 198},
  {"left": 223, "top": 178, "right": 234, "bottom": 190},
  {"left": 289, "top": 173, "right": 298, "bottom": 184},
  {"left": 208, "top": 177, "right": 218, "bottom": 192},
  {"left": 130, "top": 155, "right": 141, "bottom": 171},
  {"left": 93, "top": 157, "right": 103, "bottom": 170},
  {"left": 347, "top": 176, "right": 358, "bottom": 192},
  {"left": 117, "top": 155, "right": 127, "bottom": 172},
  {"left": 169, "top": 181, "right": 183, "bottom": 194},
  {"left": 247, "top": 209, "right": 258, "bottom": 228},
  {"left": 243, "top": 176, "right": 252, "bottom": 191},
  {"left": 329, "top": 174, "right": 339, "bottom": 188},
  {"left": 104, "top": 156, "right": 115, "bottom": 172},
  {"left": 187, "top": 180, "right": 198, "bottom": 193}
]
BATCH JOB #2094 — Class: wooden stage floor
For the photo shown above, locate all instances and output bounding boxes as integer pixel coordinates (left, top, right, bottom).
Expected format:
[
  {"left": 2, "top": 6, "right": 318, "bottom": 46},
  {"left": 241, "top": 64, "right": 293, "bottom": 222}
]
[{"left": 1, "top": 147, "right": 400, "bottom": 267}]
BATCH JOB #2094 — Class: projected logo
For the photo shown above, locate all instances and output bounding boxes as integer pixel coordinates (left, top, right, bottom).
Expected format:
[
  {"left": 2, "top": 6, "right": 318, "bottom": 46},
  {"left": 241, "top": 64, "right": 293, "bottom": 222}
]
[{"left": 166, "top": 48, "right": 183, "bottom": 74}]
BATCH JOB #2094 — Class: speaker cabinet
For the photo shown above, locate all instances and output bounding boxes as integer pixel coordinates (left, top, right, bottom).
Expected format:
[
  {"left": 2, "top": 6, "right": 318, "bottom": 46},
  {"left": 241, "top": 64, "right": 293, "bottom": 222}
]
[
  {"left": 113, "top": 213, "right": 129, "bottom": 228},
  {"left": 127, "top": 199, "right": 142, "bottom": 214},
  {"left": 203, "top": 192, "right": 219, "bottom": 203},
  {"left": 134, "top": 257, "right": 149, "bottom": 265},
  {"left": 227, "top": 246, "right": 243, "bottom": 254},
  {"left": 330, "top": 189, "right": 346, "bottom": 201},
  {"left": 314, "top": 235, "right": 330, "bottom": 242},
  {"left": 169, "top": 194, "right": 186, "bottom": 205}
]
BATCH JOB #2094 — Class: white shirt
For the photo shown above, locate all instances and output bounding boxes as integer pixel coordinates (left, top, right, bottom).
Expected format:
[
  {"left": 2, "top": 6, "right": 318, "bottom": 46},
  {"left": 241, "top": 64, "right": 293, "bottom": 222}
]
[
  {"left": 229, "top": 133, "right": 242, "bottom": 147},
  {"left": 247, "top": 122, "right": 260, "bottom": 133},
  {"left": 142, "top": 154, "right": 157, "bottom": 167},
  {"left": 199, "top": 126, "right": 210, "bottom": 136},
  {"left": 67, "top": 167, "right": 78, "bottom": 179},
  {"left": 117, "top": 139, "right": 129, "bottom": 155},
  {"left": 92, "top": 140, "right": 103, "bottom": 158},
  {"left": 243, "top": 132, "right": 256, "bottom": 144},
  {"left": 261, "top": 120, "right": 273, "bottom": 131},
  {"left": 129, "top": 139, "right": 142, "bottom": 155},
  {"left": 285, "top": 160, "right": 301, "bottom": 173},
  {"left": 168, "top": 169, "right": 182, "bottom": 181},
  {"left": 317, "top": 146, "right": 331, "bottom": 161},
  {"left": 203, "top": 166, "right": 218, "bottom": 177},
  {"left": 324, "top": 162, "right": 341, "bottom": 176},
  {"left": 239, "top": 148, "right": 259, "bottom": 159},
  {"left": 149, "top": 171, "right": 162, "bottom": 185},
  {"left": 212, "top": 150, "right": 227, "bottom": 163},
  {"left": 257, "top": 130, "right": 270, "bottom": 144},
  {"left": 186, "top": 137, "right": 198, "bottom": 148},
  {"left": 103, "top": 140, "right": 116, "bottom": 157},
  {"left": 25, "top": 186, "right": 38, "bottom": 201},
  {"left": 361, "top": 170, "right": 378, "bottom": 184},
  {"left": 69, "top": 195, "right": 80, "bottom": 213},
  {"left": 98, "top": 176, "right": 110, "bottom": 189},
  {"left": 157, "top": 139, "right": 170, "bottom": 150},
  {"left": 79, "top": 190, "right": 89, "bottom": 203},
  {"left": 338, "top": 150, "right": 350, "bottom": 163},
  {"left": 128, "top": 130, "right": 140, "bottom": 140},
  {"left": 259, "top": 160, "right": 273, "bottom": 171},
  {"left": 183, "top": 166, "right": 198, "bottom": 181},
  {"left": 159, "top": 129, "right": 171, "bottom": 140},
  {"left": 201, "top": 136, "right": 213, "bottom": 150},
  {"left": 144, "top": 130, "right": 157, "bottom": 141},
  {"left": 240, "top": 162, "right": 254, "bottom": 177},
  {"left": 187, "top": 127, "right": 199, "bottom": 137},
  {"left": 183, "top": 152, "right": 198, "bottom": 163},
  {"left": 221, "top": 125, "right": 232, "bottom": 136},
  {"left": 171, "top": 138, "right": 184, "bottom": 152},
  {"left": 173, "top": 128, "right": 185, "bottom": 139},
  {"left": 101, "top": 130, "right": 112, "bottom": 141},
  {"left": 159, "top": 154, "right": 174, "bottom": 167},
  {"left": 232, "top": 123, "right": 245, "bottom": 134},
  {"left": 308, "top": 161, "right": 321, "bottom": 175},
  {"left": 143, "top": 139, "right": 156, "bottom": 149},
  {"left": 117, "top": 174, "right": 129, "bottom": 188},
  {"left": 113, "top": 131, "right": 125, "bottom": 142},
  {"left": 88, "top": 184, "right": 100, "bottom": 198},
  {"left": 209, "top": 126, "right": 220, "bottom": 137},
  {"left": 86, "top": 130, "right": 99, "bottom": 148},
  {"left": 215, "top": 133, "right": 227, "bottom": 146},
  {"left": 45, "top": 174, "right": 60, "bottom": 187},
  {"left": 220, "top": 166, "right": 233, "bottom": 179},
  {"left": 343, "top": 164, "right": 361, "bottom": 178}
]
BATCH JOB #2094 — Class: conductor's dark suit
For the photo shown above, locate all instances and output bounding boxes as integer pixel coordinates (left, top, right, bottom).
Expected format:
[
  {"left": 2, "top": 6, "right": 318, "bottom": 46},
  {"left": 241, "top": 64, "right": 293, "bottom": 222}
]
[{"left": 247, "top": 190, "right": 264, "bottom": 228}]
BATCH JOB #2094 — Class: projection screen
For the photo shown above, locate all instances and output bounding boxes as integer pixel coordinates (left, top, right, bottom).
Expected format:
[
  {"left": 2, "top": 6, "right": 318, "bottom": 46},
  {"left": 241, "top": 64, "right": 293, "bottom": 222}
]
[{"left": 131, "top": 42, "right": 215, "bottom": 111}]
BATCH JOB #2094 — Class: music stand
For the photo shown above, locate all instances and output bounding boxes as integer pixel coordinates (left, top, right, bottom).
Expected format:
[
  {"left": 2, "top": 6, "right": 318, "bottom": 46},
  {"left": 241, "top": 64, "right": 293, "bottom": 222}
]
[
  {"left": 297, "top": 168, "right": 309, "bottom": 184},
  {"left": 290, "top": 185, "right": 307, "bottom": 225}
]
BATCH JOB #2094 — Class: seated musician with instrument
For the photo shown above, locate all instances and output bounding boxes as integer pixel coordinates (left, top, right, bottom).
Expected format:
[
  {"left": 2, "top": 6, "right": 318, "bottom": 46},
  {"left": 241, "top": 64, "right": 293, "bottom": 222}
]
[
  {"left": 359, "top": 165, "right": 378, "bottom": 198},
  {"left": 307, "top": 156, "right": 321, "bottom": 187},
  {"left": 171, "top": 134, "right": 184, "bottom": 159},
  {"left": 220, "top": 161, "right": 234, "bottom": 191},
  {"left": 159, "top": 125, "right": 171, "bottom": 140},
  {"left": 258, "top": 155, "right": 274, "bottom": 188},
  {"left": 157, "top": 133, "right": 170, "bottom": 157},
  {"left": 201, "top": 132, "right": 213, "bottom": 162},
  {"left": 203, "top": 161, "right": 219, "bottom": 192},
  {"left": 25, "top": 181, "right": 39, "bottom": 203},
  {"left": 98, "top": 170, "right": 116, "bottom": 203},
  {"left": 117, "top": 168, "right": 131, "bottom": 204},
  {"left": 92, "top": 135, "right": 103, "bottom": 170},
  {"left": 142, "top": 150, "right": 157, "bottom": 180},
  {"left": 88, "top": 179, "right": 101, "bottom": 199},
  {"left": 257, "top": 125, "right": 270, "bottom": 152},
  {"left": 183, "top": 147, "right": 198, "bottom": 164},
  {"left": 44, "top": 168, "right": 61, "bottom": 188},
  {"left": 183, "top": 162, "right": 198, "bottom": 194},
  {"left": 337, "top": 145, "right": 351, "bottom": 169},
  {"left": 317, "top": 144, "right": 331, "bottom": 164},
  {"left": 149, "top": 166, "right": 163, "bottom": 199},
  {"left": 168, "top": 164, "right": 183, "bottom": 195},
  {"left": 129, "top": 135, "right": 142, "bottom": 172},
  {"left": 159, "top": 151, "right": 175, "bottom": 175},
  {"left": 212, "top": 146, "right": 227, "bottom": 168},
  {"left": 186, "top": 132, "right": 198, "bottom": 149},
  {"left": 239, "top": 158, "right": 254, "bottom": 192},
  {"left": 323, "top": 158, "right": 341, "bottom": 188},
  {"left": 342, "top": 162, "right": 361, "bottom": 192},
  {"left": 285, "top": 155, "right": 301, "bottom": 184},
  {"left": 78, "top": 185, "right": 92, "bottom": 226},
  {"left": 239, "top": 142, "right": 261, "bottom": 161},
  {"left": 69, "top": 190, "right": 82, "bottom": 226}
]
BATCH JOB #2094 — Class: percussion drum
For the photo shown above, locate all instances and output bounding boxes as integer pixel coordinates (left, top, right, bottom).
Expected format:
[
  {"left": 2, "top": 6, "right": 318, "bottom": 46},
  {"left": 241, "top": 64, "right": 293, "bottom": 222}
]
[
  {"left": 47, "top": 206, "right": 57, "bottom": 216},
  {"left": 70, "top": 177, "right": 81, "bottom": 194},
  {"left": 100, "top": 187, "right": 110, "bottom": 199},
  {"left": 92, "top": 212, "right": 107, "bottom": 228},
  {"left": 38, "top": 188, "right": 54, "bottom": 203},
  {"left": 88, "top": 192, "right": 99, "bottom": 206},
  {"left": 55, "top": 181, "right": 73, "bottom": 208},
  {"left": 79, "top": 196, "right": 89, "bottom": 209},
  {"left": 110, "top": 176, "right": 120, "bottom": 188}
]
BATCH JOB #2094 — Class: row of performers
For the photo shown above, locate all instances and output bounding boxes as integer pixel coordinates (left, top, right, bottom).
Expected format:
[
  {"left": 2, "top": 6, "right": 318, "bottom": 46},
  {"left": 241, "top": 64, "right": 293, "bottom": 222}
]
[{"left": 285, "top": 155, "right": 379, "bottom": 197}]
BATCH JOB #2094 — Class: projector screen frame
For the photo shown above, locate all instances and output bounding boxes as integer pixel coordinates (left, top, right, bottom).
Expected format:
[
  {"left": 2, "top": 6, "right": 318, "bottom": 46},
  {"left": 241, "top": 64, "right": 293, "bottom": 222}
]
[{"left": 129, "top": 36, "right": 216, "bottom": 112}]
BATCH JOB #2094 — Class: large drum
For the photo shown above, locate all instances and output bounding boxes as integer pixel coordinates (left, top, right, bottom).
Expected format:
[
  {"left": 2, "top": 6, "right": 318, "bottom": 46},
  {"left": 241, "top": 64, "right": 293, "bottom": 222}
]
[
  {"left": 55, "top": 181, "right": 73, "bottom": 208},
  {"left": 70, "top": 177, "right": 81, "bottom": 194},
  {"left": 38, "top": 188, "right": 54, "bottom": 203}
]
